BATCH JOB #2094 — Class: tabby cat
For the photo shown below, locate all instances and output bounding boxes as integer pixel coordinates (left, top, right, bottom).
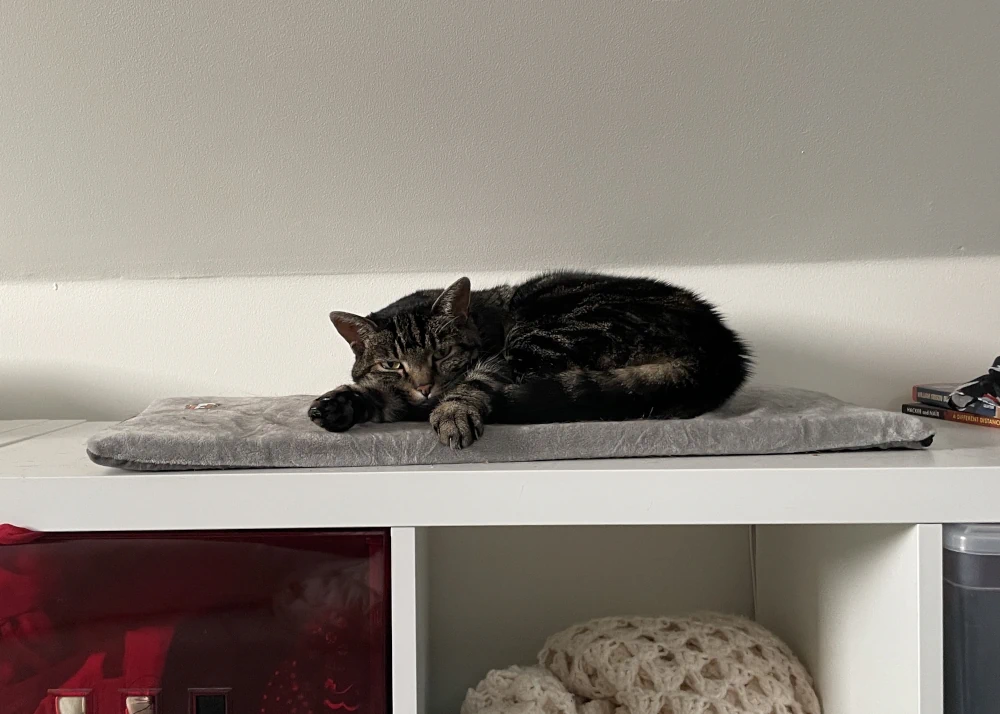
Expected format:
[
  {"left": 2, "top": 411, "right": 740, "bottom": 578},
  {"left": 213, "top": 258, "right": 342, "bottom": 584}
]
[{"left": 309, "top": 272, "right": 751, "bottom": 448}]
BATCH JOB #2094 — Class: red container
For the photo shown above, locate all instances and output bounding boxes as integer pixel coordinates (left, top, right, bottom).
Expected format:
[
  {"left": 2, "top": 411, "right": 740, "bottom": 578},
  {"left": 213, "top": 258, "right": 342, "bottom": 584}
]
[{"left": 0, "top": 527, "right": 389, "bottom": 714}]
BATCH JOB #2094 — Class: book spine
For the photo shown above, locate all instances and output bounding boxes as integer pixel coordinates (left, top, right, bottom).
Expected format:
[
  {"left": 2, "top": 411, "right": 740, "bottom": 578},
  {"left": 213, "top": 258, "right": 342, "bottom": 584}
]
[
  {"left": 902, "top": 403, "right": 1000, "bottom": 429},
  {"left": 912, "top": 386, "right": 999, "bottom": 417},
  {"left": 913, "top": 386, "right": 952, "bottom": 407}
]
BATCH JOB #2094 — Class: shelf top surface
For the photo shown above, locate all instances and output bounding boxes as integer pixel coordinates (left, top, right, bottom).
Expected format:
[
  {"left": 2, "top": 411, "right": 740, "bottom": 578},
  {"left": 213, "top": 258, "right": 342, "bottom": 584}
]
[{"left": 2, "top": 419, "right": 999, "bottom": 529}]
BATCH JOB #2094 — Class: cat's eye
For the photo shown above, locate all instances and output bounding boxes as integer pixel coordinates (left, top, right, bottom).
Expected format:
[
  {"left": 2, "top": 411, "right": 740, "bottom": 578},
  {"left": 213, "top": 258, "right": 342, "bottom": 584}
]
[
  {"left": 380, "top": 360, "right": 403, "bottom": 371},
  {"left": 434, "top": 347, "right": 457, "bottom": 361}
]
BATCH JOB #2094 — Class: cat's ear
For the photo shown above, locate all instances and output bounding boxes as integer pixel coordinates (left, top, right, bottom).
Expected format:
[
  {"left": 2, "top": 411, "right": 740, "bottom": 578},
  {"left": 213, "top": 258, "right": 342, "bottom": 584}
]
[
  {"left": 330, "top": 311, "right": 376, "bottom": 352},
  {"left": 432, "top": 277, "right": 471, "bottom": 324}
]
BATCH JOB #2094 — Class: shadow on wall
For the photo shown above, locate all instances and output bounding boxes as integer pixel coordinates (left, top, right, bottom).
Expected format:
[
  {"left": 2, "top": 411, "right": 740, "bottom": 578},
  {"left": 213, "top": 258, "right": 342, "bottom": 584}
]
[
  {"left": 0, "top": 336, "right": 912, "bottom": 420},
  {"left": 3, "top": 1, "right": 998, "bottom": 281},
  {"left": 0, "top": 363, "right": 150, "bottom": 421},
  {"left": 747, "top": 335, "right": 906, "bottom": 412}
]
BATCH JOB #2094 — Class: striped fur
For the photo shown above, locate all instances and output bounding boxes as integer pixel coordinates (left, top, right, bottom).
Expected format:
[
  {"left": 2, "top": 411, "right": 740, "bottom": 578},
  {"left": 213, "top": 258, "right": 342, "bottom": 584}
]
[{"left": 309, "top": 271, "right": 752, "bottom": 448}]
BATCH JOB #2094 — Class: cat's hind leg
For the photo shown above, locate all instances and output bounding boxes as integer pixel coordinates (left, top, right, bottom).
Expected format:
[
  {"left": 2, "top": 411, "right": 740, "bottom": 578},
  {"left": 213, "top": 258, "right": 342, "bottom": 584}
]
[{"left": 492, "top": 357, "right": 711, "bottom": 423}]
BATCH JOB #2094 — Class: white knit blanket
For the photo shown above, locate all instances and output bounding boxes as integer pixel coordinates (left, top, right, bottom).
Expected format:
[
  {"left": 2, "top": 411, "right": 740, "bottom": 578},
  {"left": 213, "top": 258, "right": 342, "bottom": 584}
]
[{"left": 462, "top": 613, "right": 821, "bottom": 714}]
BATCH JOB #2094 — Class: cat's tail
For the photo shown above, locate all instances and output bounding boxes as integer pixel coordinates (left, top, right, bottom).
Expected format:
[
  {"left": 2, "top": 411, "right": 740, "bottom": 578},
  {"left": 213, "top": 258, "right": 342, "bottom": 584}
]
[{"left": 491, "top": 354, "right": 750, "bottom": 424}]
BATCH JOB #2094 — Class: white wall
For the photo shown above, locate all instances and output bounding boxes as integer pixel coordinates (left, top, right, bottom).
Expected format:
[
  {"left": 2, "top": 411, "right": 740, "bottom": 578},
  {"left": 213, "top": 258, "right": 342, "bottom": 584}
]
[
  {"left": 2, "top": 1, "right": 995, "bottom": 416},
  {"left": 2, "top": 0, "right": 999, "bottom": 281},
  {"left": 1, "top": 257, "right": 995, "bottom": 420}
]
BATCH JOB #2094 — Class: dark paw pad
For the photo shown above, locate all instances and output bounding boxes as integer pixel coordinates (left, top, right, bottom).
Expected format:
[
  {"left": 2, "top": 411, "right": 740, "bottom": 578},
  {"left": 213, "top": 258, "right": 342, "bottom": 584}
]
[
  {"left": 309, "top": 389, "right": 362, "bottom": 432},
  {"left": 430, "top": 400, "right": 484, "bottom": 449}
]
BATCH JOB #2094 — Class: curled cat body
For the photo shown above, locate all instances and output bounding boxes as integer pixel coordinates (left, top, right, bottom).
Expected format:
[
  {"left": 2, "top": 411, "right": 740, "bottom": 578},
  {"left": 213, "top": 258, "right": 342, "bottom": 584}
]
[{"left": 309, "top": 271, "right": 752, "bottom": 449}]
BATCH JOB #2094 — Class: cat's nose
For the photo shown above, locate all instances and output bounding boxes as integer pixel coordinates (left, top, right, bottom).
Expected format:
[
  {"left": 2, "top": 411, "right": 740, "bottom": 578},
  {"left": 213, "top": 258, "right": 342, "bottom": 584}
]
[{"left": 416, "top": 384, "right": 433, "bottom": 397}]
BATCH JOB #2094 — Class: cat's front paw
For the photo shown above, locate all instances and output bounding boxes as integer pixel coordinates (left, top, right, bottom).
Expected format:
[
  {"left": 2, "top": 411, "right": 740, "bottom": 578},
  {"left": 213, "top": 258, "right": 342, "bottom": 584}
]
[
  {"left": 430, "top": 400, "right": 484, "bottom": 449},
  {"left": 309, "top": 388, "right": 365, "bottom": 432}
]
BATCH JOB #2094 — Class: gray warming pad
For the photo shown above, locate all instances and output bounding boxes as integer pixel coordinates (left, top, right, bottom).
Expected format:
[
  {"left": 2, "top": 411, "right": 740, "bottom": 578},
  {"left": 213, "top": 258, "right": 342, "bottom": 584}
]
[{"left": 87, "top": 386, "right": 935, "bottom": 471}]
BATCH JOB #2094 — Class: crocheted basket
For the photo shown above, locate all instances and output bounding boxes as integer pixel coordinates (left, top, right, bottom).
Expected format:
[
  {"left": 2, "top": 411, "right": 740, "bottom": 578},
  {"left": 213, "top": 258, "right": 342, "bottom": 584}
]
[{"left": 463, "top": 613, "right": 821, "bottom": 714}]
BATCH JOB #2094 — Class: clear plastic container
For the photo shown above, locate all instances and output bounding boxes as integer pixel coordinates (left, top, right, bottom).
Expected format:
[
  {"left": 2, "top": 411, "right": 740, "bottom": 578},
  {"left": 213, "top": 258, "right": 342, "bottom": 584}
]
[
  {"left": 0, "top": 528, "right": 388, "bottom": 714},
  {"left": 944, "top": 523, "right": 1000, "bottom": 714}
]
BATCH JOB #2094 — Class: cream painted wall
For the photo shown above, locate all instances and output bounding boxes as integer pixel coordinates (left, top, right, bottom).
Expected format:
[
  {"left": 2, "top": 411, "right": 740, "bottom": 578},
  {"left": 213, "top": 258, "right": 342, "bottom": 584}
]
[
  {"left": 0, "top": 257, "right": 995, "bottom": 420},
  {"left": 2, "top": 0, "right": 999, "bottom": 280},
  {"left": 1, "top": 1, "right": 995, "bottom": 414}
]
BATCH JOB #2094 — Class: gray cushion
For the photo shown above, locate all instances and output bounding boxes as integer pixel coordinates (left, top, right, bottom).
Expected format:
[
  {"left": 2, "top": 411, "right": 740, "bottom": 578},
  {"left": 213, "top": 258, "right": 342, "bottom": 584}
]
[{"left": 86, "top": 386, "right": 934, "bottom": 471}]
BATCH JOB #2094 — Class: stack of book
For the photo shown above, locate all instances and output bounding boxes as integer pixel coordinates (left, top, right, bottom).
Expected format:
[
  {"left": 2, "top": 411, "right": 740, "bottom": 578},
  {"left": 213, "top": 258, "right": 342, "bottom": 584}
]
[{"left": 903, "top": 383, "right": 1000, "bottom": 429}]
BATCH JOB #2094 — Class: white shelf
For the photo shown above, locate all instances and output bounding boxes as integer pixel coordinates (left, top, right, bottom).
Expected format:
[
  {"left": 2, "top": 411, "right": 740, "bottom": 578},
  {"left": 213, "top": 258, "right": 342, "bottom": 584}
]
[
  {"left": 417, "top": 523, "right": 943, "bottom": 714},
  {"left": 0, "top": 420, "right": 962, "bottom": 713},
  {"left": 756, "top": 524, "right": 943, "bottom": 714},
  {"left": 0, "top": 419, "right": 84, "bottom": 447},
  {"left": 1, "top": 419, "right": 999, "bottom": 531}
]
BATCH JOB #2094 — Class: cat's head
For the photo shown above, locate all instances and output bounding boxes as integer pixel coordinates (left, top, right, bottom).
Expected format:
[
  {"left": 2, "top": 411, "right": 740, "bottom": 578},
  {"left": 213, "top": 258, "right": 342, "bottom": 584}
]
[{"left": 330, "top": 277, "right": 480, "bottom": 404}]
